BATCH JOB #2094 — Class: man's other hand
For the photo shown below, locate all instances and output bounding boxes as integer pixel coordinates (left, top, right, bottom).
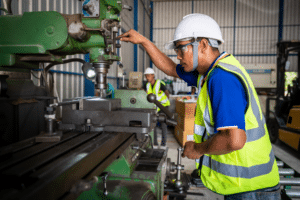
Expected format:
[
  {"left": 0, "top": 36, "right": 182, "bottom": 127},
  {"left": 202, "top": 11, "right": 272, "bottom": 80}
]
[
  {"left": 117, "top": 29, "right": 147, "bottom": 44},
  {"left": 182, "top": 141, "right": 203, "bottom": 159}
]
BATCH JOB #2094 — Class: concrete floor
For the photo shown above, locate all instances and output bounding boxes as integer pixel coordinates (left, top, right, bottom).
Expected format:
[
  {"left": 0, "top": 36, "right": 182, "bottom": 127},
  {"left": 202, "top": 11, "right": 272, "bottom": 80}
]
[{"left": 155, "top": 126, "right": 224, "bottom": 200}]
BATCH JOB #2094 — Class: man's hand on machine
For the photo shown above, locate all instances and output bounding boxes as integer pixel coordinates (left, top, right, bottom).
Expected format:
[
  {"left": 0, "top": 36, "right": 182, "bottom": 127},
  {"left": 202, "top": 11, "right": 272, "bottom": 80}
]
[
  {"left": 182, "top": 141, "right": 203, "bottom": 159},
  {"left": 117, "top": 29, "right": 147, "bottom": 44}
]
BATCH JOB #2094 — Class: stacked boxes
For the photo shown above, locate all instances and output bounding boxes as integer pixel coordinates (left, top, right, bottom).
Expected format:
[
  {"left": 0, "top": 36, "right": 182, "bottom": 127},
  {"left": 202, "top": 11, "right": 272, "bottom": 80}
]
[{"left": 174, "top": 99, "right": 197, "bottom": 147}]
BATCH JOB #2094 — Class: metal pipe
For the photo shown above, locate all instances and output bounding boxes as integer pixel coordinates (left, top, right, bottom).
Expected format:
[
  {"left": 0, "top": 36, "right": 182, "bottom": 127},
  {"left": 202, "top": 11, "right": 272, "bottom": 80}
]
[
  {"left": 285, "top": 189, "right": 300, "bottom": 198},
  {"left": 279, "top": 178, "right": 300, "bottom": 186},
  {"left": 176, "top": 147, "right": 182, "bottom": 181},
  {"left": 279, "top": 168, "right": 294, "bottom": 176},
  {"left": 277, "top": 161, "right": 284, "bottom": 167}
]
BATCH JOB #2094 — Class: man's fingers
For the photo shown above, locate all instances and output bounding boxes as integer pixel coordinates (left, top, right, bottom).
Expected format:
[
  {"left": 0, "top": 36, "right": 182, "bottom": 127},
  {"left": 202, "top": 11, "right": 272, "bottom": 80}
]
[
  {"left": 119, "top": 37, "right": 130, "bottom": 42},
  {"left": 117, "top": 32, "right": 129, "bottom": 39}
]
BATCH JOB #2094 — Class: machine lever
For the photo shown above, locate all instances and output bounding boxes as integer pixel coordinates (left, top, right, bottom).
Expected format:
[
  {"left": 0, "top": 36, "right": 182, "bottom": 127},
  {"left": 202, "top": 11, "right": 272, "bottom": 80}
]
[
  {"left": 132, "top": 145, "right": 146, "bottom": 153},
  {"left": 155, "top": 114, "right": 178, "bottom": 127},
  {"left": 175, "top": 147, "right": 185, "bottom": 193},
  {"left": 165, "top": 118, "right": 178, "bottom": 126},
  {"left": 147, "top": 94, "right": 175, "bottom": 119},
  {"left": 100, "top": 172, "right": 109, "bottom": 196}
]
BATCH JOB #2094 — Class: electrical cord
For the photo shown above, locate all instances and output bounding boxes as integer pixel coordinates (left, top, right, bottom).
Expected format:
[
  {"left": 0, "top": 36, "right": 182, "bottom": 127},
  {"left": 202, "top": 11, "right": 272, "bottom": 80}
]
[
  {"left": 43, "top": 58, "right": 86, "bottom": 96},
  {"left": 45, "top": 58, "right": 86, "bottom": 72},
  {"left": 31, "top": 71, "right": 40, "bottom": 79},
  {"left": 2, "top": 0, "right": 12, "bottom": 15}
]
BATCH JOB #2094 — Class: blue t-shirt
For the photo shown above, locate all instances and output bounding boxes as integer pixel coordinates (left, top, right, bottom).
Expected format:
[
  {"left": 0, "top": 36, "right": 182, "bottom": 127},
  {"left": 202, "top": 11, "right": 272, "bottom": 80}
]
[{"left": 176, "top": 59, "right": 247, "bottom": 133}]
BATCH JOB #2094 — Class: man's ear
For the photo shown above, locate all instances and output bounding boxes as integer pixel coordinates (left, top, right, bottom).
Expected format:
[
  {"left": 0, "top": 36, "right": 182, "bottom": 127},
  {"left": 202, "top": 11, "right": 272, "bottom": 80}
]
[{"left": 200, "top": 39, "right": 210, "bottom": 53}]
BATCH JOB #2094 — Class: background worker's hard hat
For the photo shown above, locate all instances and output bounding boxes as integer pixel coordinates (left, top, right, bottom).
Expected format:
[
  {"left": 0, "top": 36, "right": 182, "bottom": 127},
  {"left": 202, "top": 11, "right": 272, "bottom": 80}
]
[
  {"left": 165, "top": 13, "right": 224, "bottom": 49},
  {"left": 144, "top": 68, "right": 155, "bottom": 75}
]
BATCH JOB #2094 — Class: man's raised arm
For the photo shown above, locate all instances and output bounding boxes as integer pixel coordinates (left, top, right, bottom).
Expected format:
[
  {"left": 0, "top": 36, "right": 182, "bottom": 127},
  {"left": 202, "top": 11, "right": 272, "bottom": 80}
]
[{"left": 117, "top": 29, "right": 179, "bottom": 78}]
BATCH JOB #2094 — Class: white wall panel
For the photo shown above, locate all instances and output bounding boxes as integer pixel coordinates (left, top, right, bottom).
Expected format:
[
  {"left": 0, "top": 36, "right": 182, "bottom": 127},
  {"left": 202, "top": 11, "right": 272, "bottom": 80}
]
[
  {"left": 119, "top": 0, "right": 151, "bottom": 78},
  {"left": 194, "top": 0, "right": 235, "bottom": 27},
  {"left": 284, "top": 0, "right": 300, "bottom": 25},
  {"left": 235, "top": 27, "right": 278, "bottom": 54},
  {"left": 121, "top": 0, "right": 134, "bottom": 31},
  {"left": 236, "top": 0, "right": 279, "bottom": 26},
  {"left": 120, "top": 0, "right": 135, "bottom": 78},
  {"left": 154, "top": 1, "right": 192, "bottom": 28}
]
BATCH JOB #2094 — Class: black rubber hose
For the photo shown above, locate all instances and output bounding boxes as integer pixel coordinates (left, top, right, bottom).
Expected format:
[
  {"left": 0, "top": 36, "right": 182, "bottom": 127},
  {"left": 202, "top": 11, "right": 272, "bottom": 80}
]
[
  {"left": 45, "top": 58, "right": 86, "bottom": 72},
  {"left": 4, "top": 0, "right": 12, "bottom": 15}
]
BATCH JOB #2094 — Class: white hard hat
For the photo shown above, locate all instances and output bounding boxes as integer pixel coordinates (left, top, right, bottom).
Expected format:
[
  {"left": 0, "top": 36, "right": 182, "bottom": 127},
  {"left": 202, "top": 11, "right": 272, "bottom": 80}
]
[
  {"left": 165, "top": 14, "right": 224, "bottom": 49},
  {"left": 144, "top": 68, "right": 155, "bottom": 75}
]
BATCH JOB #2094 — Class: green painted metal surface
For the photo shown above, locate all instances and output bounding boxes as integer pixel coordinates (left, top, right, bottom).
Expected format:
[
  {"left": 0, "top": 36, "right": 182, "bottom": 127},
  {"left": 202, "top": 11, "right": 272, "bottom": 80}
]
[
  {"left": 78, "top": 178, "right": 155, "bottom": 200},
  {"left": 104, "top": 155, "right": 132, "bottom": 178},
  {"left": 115, "top": 90, "right": 156, "bottom": 109},
  {"left": 54, "top": 36, "right": 105, "bottom": 55},
  {"left": 0, "top": 0, "right": 122, "bottom": 67},
  {"left": 77, "top": 139, "right": 164, "bottom": 200},
  {"left": 0, "top": 12, "right": 68, "bottom": 53},
  {"left": 0, "top": 54, "right": 15, "bottom": 66}
]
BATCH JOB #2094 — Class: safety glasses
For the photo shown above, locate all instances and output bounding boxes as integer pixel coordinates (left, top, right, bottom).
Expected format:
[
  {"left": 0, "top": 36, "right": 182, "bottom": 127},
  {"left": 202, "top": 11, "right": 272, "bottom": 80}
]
[
  {"left": 174, "top": 42, "right": 193, "bottom": 56},
  {"left": 174, "top": 39, "right": 202, "bottom": 57}
]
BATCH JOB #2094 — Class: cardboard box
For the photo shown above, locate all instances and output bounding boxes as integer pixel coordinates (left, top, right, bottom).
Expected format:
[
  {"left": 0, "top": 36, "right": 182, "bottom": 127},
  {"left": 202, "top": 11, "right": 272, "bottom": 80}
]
[
  {"left": 128, "top": 72, "right": 143, "bottom": 89},
  {"left": 176, "top": 96, "right": 191, "bottom": 101},
  {"left": 177, "top": 114, "right": 195, "bottom": 131},
  {"left": 175, "top": 100, "right": 197, "bottom": 118},
  {"left": 174, "top": 126, "right": 194, "bottom": 147}
]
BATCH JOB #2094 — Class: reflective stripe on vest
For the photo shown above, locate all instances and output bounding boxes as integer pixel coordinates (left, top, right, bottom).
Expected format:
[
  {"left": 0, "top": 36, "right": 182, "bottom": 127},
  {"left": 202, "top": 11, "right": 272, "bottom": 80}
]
[
  {"left": 193, "top": 55, "right": 279, "bottom": 195},
  {"left": 146, "top": 79, "right": 170, "bottom": 111}
]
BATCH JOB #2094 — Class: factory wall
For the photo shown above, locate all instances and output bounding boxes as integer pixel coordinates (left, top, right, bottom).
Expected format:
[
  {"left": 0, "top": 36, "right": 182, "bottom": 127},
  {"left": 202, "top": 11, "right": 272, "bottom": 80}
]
[
  {"left": 119, "top": 0, "right": 151, "bottom": 84},
  {"left": 0, "top": 0, "right": 151, "bottom": 99},
  {"left": 152, "top": 0, "right": 300, "bottom": 94}
]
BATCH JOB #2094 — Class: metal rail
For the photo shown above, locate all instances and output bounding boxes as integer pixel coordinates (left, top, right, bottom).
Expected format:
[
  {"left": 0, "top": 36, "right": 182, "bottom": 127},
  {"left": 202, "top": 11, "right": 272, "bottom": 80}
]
[{"left": 276, "top": 157, "right": 300, "bottom": 199}]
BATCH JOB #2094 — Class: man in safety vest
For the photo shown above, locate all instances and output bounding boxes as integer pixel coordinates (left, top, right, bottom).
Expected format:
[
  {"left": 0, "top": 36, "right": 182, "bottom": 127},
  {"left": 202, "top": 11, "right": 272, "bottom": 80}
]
[
  {"left": 143, "top": 67, "right": 170, "bottom": 147},
  {"left": 118, "top": 13, "right": 280, "bottom": 199}
]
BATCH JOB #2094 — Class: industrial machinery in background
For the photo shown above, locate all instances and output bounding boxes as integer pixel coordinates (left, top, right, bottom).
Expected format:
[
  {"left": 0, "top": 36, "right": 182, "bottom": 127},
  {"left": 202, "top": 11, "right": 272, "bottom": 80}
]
[
  {"left": 266, "top": 41, "right": 300, "bottom": 153},
  {"left": 243, "top": 63, "right": 277, "bottom": 94},
  {"left": 0, "top": 1, "right": 190, "bottom": 199}
]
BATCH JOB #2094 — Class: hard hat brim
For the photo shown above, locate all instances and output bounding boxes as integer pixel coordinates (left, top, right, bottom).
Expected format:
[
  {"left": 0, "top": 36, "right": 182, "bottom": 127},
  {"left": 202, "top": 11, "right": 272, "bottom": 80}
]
[{"left": 165, "top": 40, "right": 176, "bottom": 50}]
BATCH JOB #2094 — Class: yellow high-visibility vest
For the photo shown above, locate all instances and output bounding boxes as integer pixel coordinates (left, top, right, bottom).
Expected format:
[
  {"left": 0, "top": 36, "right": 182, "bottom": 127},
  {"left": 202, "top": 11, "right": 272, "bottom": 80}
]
[
  {"left": 146, "top": 79, "right": 170, "bottom": 112},
  {"left": 194, "top": 54, "right": 279, "bottom": 195}
]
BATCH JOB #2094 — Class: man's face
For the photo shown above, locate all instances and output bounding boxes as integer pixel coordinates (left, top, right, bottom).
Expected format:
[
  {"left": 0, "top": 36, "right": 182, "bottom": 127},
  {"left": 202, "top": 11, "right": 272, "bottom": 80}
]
[
  {"left": 175, "top": 40, "right": 196, "bottom": 72},
  {"left": 145, "top": 74, "right": 155, "bottom": 83}
]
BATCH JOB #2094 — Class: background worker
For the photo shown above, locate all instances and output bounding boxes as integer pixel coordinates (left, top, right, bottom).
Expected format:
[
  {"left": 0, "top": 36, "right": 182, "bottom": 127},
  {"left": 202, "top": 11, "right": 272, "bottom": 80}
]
[
  {"left": 143, "top": 67, "right": 170, "bottom": 147},
  {"left": 118, "top": 13, "right": 280, "bottom": 199},
  {"left": 187, "top": 86, "right": 197, "bottom": 96}
]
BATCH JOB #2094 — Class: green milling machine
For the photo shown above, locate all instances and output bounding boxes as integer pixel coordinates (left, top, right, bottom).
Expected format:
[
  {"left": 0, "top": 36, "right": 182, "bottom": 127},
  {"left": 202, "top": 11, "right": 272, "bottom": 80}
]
[{"left": 0, "top": 1, "right": 187, "bottom": 200}]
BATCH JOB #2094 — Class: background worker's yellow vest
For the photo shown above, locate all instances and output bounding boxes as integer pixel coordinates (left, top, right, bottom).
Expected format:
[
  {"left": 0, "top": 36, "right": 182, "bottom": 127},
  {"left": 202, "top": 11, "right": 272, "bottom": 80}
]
[
  {"left": 194, "top": 55, "right": 279, "bottom": 195},
  {"left": 146, "top": 79, "right": 170, "bottom": 112}
]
